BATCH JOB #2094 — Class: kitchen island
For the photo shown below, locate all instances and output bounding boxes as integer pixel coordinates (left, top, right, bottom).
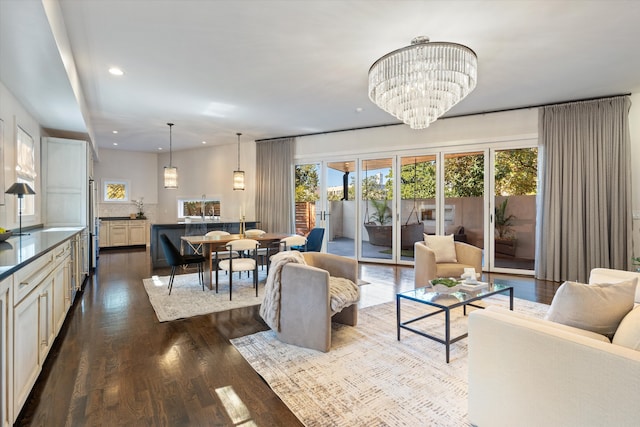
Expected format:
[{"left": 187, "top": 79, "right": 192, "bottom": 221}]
[{"left": 150, "top": 220, "right": 259, "bottom": 268}]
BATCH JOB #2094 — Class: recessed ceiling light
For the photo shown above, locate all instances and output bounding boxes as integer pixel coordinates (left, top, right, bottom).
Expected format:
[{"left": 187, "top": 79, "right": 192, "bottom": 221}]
[
  {"left": 113, "top": 142, "right": 118, "bottom": 146},
  {"left": 158, "top": 147, "right": 163, "bottom": 150},
  {"left": 202, "top": 141, "right": 207, "bottom": 144},
  {"left": 112, "top": 130, "right": 118, "bottom": 134},
  {"left": 108, "top": 67, "right": 124, "bottom": 76},
  {"left": 356, "top": 107, "right": 364, "bottom": 113}
]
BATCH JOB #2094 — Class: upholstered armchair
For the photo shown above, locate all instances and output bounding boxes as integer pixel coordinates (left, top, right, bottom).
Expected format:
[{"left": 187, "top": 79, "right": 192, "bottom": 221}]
[
  {"left": 277, "top": 252, "right": 359, "bottom": 352},
  {"left": 414, "top": 240, "right": 483, "bottom": 288}
]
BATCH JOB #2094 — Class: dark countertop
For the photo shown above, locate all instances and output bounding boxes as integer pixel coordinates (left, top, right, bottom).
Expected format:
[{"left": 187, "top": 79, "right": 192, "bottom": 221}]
[
  {"left": 0, "top": 227, "right": 85, "bottom": 280},
  {"left": 99, "top": 217, "right": 147, "bottom": 221}
]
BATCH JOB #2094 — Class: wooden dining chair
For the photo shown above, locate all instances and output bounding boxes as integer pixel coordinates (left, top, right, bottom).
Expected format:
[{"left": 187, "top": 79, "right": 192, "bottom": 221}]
[
  {"left": 215, "top": 239, "right": 260, "bottom": 300},
  {"left": 205, "top": 230, "right": 240, "bottom": 284}
]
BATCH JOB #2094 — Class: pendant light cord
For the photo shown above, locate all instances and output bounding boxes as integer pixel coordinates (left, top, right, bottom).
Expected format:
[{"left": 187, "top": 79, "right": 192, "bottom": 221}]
[
  {"left": 236, "top": 132, "right": 242, "bottom": 169},
  {"left": 167, "top": 122, "right": 174, "bottom": 166}
]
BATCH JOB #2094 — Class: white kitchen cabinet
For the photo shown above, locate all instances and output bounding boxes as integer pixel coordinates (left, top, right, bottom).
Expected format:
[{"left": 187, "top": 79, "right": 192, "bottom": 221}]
[
  {"left": 42, "top": 138, "right": 88, "bottom": 228},
  {"left": 102, "top": 220, "right": 147, "bottom": 247},
  {"left": 0, "top": 277, "right": 13, "bottom": 427},
  {"left": 109, "top": 221, "right": 129, "bottom": 246},
  {"left": 12, "top": 241, "right": 72, "bottom": 419},
  {"left": 128, "top": 222, "right": 146, "bottom": 245},
  {"left": 52, "top": 244, "right": 71, "bottom": 335},
  {"left": 99, "top": 220, "right": 109, "bottom": 248}
]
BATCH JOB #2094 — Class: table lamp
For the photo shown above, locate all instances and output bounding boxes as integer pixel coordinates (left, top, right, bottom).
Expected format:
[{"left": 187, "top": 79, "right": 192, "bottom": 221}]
[{"left": 5, "top": 182, "right": 36, "bottom": 236}]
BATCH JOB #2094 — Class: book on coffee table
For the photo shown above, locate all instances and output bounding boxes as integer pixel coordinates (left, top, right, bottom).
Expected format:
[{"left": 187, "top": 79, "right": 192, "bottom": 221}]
[{"left": 460, "top": 281, "right": 489, "bottom": 291}]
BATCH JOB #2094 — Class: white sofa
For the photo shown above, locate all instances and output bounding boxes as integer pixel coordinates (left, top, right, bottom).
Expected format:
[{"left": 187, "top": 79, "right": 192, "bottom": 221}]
[{"left": 468, "top": 268, "right": 640, "bottom": 427}]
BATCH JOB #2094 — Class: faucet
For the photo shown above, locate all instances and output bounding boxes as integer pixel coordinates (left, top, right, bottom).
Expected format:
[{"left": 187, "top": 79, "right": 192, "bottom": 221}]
[{"left": 201, "top": 194, "right": 206, "bottom": 222}]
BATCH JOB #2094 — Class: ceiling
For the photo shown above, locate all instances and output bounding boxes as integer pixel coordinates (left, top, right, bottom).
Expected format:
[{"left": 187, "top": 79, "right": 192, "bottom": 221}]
[{"left": 2, "top": 0, "right": 640, "bottom": 155}]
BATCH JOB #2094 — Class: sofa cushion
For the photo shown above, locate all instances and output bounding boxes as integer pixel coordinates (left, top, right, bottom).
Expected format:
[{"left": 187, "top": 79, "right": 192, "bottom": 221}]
[
  {"left": 612, "top": 306, "right": 640, "bottom": 350},
  {"left": 545, "top": 279, "right": 636, "bottom": 337},
  {"left": 423, "top": 234, "right": 457, "bottom": 263}
]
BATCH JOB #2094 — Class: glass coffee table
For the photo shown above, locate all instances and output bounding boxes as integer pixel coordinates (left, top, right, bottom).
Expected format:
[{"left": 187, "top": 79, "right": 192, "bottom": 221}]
[{"left": 396, "top": 282, "right": 513, "bottom": 363}]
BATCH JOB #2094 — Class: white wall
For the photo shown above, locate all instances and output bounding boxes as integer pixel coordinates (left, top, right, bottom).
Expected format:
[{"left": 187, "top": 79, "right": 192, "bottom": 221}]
[
  {"left": 93, "top": 148, "right": 159, "bottom": 221},
  {"left": 0, "top": 81, "right": 42, "bottom": 231},
  {"left": 295, "top": 108, "right": 538, "bottom": 159}
]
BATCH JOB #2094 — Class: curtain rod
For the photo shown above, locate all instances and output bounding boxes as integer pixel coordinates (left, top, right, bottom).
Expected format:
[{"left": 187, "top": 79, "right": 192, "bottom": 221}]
[{"left": 256, "top": 93, "right": 631, "bottom": 143}]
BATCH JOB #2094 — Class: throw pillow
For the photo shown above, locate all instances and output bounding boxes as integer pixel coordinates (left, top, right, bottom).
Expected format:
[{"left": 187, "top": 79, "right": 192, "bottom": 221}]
[
  {"left": 423, "top": 234, "right": 457, "bottom": 263},
  {"left": 612, "top": 306, "right": 640, "bottom": 350},
  {"left": 544, "top": 279, "right": 637, "bottom": 338}
]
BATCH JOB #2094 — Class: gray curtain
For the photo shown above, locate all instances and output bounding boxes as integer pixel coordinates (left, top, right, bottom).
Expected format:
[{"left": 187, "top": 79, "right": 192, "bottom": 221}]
[
  {"left": 255, "top": 138, "right": 295, "bottom": 233},
  {"left": 536, "top": 96, "right": 632, "bottom": 283}
]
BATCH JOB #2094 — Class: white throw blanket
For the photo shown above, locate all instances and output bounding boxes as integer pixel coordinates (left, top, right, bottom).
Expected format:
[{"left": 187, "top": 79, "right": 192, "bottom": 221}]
[{"left": 259, "top": 251, "right": 307, "bottom": 331}]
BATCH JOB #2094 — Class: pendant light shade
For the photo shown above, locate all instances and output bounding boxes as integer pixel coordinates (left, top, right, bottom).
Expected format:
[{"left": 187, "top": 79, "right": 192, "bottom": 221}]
[
  {"left": 233, "top": 132, "right": 245, "bottom": 191},
  {"left": 164, "top": 123, "right": 178, "bottom": 189}
]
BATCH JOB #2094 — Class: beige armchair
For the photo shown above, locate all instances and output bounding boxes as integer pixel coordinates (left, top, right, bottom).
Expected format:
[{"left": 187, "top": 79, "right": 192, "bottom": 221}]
[
  {"left": 277, "top": 252, "right": 359, "bottom": 352},
  {"left": 414, "top": 241, "right": 483, "bottom": 288}
]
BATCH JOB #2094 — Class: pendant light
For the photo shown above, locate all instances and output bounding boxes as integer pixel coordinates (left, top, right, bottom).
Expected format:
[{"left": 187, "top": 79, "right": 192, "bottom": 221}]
[
  {"left": 164, "top": 123, "right": 178, "bottom": 189},
  {"left": 233, "top": 132, "right": 245, "bottom": 191}
]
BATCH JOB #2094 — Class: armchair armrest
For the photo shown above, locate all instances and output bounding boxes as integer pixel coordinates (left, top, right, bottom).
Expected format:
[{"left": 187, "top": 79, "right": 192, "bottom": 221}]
[
  {"left": 414, "top": 241, "right": 437, "bottom": 287},
  {"left": 279, "top": 263, "right": 332, "bottom": 351},
  {"left": 302, "top": 252, "right": 357, "bottom": 282},
  {"left": 454, "top": 242, "right": 482, "bottom": 273}
]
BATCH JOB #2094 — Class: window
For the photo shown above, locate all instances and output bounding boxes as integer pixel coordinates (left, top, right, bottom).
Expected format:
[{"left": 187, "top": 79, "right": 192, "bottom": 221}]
[
  {"left": 178, "top": 197, "right": 221, "bottom": 218},
  {"left": 103, "top": 179, "right": 130, "bottom": 202},
  {"left": 16, "top": 126, "right": 35, "bottom": 215}
]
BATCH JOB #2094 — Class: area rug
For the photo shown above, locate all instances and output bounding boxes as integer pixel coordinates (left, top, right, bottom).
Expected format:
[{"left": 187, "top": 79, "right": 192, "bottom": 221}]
[
  {"left": 143, "top": 272, "right": 265, "bottom": 322},
  {"left": 231, "top": 295, "right": 549, "bottom": 426}
]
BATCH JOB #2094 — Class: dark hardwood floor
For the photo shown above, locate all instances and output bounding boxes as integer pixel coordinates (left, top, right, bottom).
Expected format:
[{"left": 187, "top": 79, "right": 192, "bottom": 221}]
[{"left": 15, "top": 248, "right": 560, "bottom": 426}]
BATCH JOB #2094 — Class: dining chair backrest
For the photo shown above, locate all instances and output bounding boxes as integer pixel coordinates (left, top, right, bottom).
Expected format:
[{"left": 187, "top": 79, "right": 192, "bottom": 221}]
[
  {"left": 206, "top": 230, "right": 231, "bottom": 237},
  {"left": 160, "top": 234, "right": 183, "bottom": 266},
  {"left": 280, "top": 235, "right": 307, "bottom": 251},
  {"left": 244, "top": 229, "right": 266, "bottom": 238},
  {"left": 226, "top": 238, "right": 260, "bottom": 252},
  {"left": 305, "top": 228, "right": 325, "bottom": 252}
]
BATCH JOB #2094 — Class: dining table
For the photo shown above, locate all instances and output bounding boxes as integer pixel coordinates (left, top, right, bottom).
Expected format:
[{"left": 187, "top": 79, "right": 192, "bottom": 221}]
[{"left": 180, "top": 232, "right": 291, "bottom": 290}]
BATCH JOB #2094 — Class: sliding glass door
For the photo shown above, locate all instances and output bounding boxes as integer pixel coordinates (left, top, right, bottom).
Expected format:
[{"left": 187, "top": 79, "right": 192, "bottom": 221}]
[
  {"left": 491, "top": 147, "right": 538, "bottom": 272},
  {"left": 360, "top": 158, "right": 394, "bottom": 262},
  {"left": 398, "top": 155, "right": 438, "bottom": 262},
  {"left": 295, "top": 160, "right": 357, "bottom": 256},
  {"left": 325, "top": 160, "right": 356, "bottom": 257},
  {"left": 295, "top": 143, "right": 538, "bottom": 274}
]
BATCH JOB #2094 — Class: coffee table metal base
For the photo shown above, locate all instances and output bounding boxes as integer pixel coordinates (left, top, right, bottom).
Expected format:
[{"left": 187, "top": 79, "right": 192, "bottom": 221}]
[{"left": 396, "top": 286, "right": 514, "bottom": 363}]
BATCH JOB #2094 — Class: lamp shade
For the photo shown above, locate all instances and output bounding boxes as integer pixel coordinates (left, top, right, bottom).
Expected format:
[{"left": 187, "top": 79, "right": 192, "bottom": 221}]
[
  {"left": 5, "top": 182, "right": 36, "bottom": 197},
  {"left": 233, "top": 132, "right": 245, "bottom": 190},
  {"left": 233, "top": 170, "right": 245, "bottom": 191},
  {"left": 164, "top": 166, "right": 178, "bottom": 189}
]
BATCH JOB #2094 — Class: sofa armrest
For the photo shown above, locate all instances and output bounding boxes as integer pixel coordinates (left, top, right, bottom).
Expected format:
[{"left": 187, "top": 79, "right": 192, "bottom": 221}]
[
  {"left": 414, "top": 241, "right": 437, "bottom": 287},
  {"left": 468, "top": 308, "right": 640, "bottom": 427},
  {"left": 302, "top": 252, "right": 357, "bottom": 282},
  {"left": 590, "top": 268, "right": 640, "bottom": 303}
]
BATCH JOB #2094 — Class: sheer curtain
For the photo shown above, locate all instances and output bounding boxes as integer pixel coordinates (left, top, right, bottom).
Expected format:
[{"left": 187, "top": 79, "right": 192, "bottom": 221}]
[
  {"left": 255, "top": 138, "right": 295, "bottom": 233},
  {"left": 536, "top": 96, "right": 632, "bottom": 282}
]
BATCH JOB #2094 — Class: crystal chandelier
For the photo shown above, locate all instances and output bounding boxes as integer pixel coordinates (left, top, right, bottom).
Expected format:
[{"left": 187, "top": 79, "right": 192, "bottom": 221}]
[
  {"left": 164, "top": 123, "right": 178, "bottom": 189},
  {"left": 368, "top": 36, "right": 478, "bottom": 129}
]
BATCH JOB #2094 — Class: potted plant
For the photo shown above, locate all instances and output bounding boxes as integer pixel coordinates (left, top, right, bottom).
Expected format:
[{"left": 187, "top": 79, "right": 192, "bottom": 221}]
[
  {"left": 632, "top": 257, "right": 640, "bottom": 272},
  {"left": 495, "top": 198, "right": 517, "bottom": 257},
  {"left": 365, "top": 199, "right": 392, "bottom": 246}
]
